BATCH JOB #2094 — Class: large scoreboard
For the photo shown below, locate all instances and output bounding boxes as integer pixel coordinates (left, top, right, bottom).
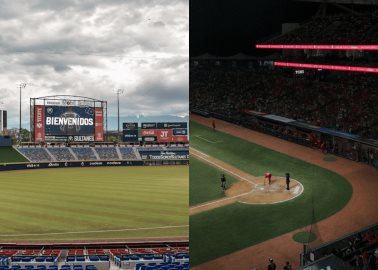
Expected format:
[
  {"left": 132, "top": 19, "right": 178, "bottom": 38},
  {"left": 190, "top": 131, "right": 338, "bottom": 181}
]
[
  {"left": 32, "top": 96, "right": 106, "bottom": 142},
  {"left": 141, "top": 122, "right": 188, "bottom": 143}
]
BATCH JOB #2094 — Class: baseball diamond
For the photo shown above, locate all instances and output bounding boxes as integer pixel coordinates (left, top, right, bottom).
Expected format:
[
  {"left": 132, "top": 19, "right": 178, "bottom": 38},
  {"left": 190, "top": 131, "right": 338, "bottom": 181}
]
[{"left": 189, "top": 116, "right": 378, "bottom": 269}]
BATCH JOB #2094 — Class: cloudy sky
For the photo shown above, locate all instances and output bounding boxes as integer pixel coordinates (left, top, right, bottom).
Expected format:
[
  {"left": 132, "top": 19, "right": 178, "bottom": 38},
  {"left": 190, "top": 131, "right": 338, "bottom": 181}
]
[{"left": 0, "top": 0, "right": 188, "bottom": 129}]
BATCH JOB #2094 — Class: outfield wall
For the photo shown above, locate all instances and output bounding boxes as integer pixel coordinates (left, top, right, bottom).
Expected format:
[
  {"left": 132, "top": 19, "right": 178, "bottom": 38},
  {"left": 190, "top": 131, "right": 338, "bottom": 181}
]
[{"left": 0, "top": 159, "right": 188, "bottom": 171}]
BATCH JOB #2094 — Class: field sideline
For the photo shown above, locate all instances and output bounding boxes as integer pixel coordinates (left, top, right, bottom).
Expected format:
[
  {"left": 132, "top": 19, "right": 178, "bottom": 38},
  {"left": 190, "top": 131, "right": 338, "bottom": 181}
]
[
  {"left": 0, "top": 166, "right": 188, "bottom": 241},
  {"left": 189, "top": 121, "right": 352, "bottom": 267}
]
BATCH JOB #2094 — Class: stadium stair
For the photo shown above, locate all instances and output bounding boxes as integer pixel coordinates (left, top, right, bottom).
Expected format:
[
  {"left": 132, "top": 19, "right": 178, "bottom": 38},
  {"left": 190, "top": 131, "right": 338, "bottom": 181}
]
[
  {"left": 115, "top": 148, "right": 123, "bottom": 160},
  {"left": 68, "top": 148, "right": 78, "bottom": 160},
  {"left": 91, "top": 148, "right": 100, "bottom": 160},
  {"left": 132, "top": 148, "right": 142, "bottom": 160},
  {"left": 45, "top": 149, "right": 57, "bottom": 161}
]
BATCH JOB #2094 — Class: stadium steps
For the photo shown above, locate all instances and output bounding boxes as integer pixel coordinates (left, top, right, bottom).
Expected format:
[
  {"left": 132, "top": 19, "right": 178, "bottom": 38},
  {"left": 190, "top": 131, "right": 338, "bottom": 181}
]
[
  {"left": 91, "top": 147, "right": 100, "bottom": 160},
  {"left": 132, "top": 147, "right": 142, "bottom": 160},
  {"left": 68, "top": 148, "right": 79, "bottom": 160},
  {"left": 115, "top": 148, "right": 122, "bottom": 160},
  {"left": 44, "top": 148, "right": 57, "bottom": 161}
]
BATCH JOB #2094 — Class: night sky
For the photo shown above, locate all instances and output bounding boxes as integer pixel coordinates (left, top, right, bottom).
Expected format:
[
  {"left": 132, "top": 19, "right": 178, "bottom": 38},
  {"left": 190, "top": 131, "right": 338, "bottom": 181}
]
[{"left": 190, "top": 0, "right": 320, "bottom": 56}]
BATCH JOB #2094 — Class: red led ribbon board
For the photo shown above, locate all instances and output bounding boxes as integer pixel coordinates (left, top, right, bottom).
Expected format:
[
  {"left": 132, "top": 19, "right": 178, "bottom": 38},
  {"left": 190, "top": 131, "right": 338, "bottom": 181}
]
[
  {"left": 274, "top": 61, "right": 378, "bottom": 73},
  {"left": 256, "top": 44, "right": 378, "bottom": 50}
]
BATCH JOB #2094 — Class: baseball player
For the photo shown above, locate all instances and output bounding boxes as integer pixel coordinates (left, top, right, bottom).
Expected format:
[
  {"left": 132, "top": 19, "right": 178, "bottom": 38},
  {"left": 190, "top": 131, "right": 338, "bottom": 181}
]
[
  {"left": 220, "top": 174, "right": 226, "bottom": 191},
  {"left": 265, "top": 172, "right": 272, "bottom": 185}
]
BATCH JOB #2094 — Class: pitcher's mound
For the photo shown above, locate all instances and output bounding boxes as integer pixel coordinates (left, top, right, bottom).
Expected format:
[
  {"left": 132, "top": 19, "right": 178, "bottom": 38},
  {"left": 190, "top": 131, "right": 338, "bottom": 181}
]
[{"left": 225, "top": 176, "right": 303, "bottom": 204}]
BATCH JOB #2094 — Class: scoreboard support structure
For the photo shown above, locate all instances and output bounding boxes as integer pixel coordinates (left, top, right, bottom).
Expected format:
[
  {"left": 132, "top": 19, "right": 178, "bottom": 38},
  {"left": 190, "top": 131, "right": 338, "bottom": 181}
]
[{"left": 30, "top": 95, "right": 108, "bottom": 143}]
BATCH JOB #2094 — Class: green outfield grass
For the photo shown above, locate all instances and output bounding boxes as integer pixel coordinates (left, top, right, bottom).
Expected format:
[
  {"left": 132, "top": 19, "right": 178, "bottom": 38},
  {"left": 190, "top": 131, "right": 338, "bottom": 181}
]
[
  {"left": 0, "top": 147, "right": 28, "bottom": 163},
  {"left": 190, "top": 121, "right": 352, "bottom": 266},
  {"left": 189, "top": 157, "right": 236, "bottom": 206},
  {"left": 0, "top": 166, "right": 188, "bottom": 240}
]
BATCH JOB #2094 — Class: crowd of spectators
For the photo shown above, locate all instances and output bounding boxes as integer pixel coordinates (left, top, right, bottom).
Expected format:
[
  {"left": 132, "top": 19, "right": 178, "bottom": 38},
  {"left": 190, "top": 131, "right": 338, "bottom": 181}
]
[
  {"left": 48, "top": 148, "right": 75, "bottom": 161},
  {"left": 16, "top": 145, "right": 190, "bottom": 162},
  {"left": 315, "top": 226, "right": 378, "bottom": 270},
  {"left": 71, "top": 147, "right": 97, "bottom": 161},
  {"left": 190, "top": 62, "right": 378, "bottom": 140},
  {"left": 268, "top": 11, "right": 378, "bottom": 45},
  {"left": 119, "top": 147, "right": 138, "bottom": 160},
  {"left": 17, "top": 147, "right": 53, "bottom": 162},
  {"left": 95, "top": 147, "right": 120, "bottom": 160}
]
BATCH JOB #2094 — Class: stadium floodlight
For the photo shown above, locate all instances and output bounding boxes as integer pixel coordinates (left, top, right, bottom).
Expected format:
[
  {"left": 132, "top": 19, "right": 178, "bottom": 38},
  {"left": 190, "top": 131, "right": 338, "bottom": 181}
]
[
  {"left": 115, "top": 89, "right": 124, "bottom": 142},
  {"left": 256, "top": 44, "right": 378, "bottom": 50},
  {"left": 274, "top": 61, "right": 378, "bottom": 73},
  {"left": 17, "top": 83, "right": 26, "bottom": 143}
]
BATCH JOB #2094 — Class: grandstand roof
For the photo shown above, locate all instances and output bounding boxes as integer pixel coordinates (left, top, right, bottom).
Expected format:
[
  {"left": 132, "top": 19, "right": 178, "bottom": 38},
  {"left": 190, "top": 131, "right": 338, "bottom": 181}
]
[{"left": 295, "top": 0, "right": 378, "bottom": 5}]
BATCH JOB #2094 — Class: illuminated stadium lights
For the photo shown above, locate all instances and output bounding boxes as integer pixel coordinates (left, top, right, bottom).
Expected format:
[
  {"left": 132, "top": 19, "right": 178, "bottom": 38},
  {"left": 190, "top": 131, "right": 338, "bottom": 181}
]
[
  {"left": 274, "top": 62, "right": 378, "bottom": 73},
  {"left": 256, "top": 44, "right": 378, "bottom": 50}
]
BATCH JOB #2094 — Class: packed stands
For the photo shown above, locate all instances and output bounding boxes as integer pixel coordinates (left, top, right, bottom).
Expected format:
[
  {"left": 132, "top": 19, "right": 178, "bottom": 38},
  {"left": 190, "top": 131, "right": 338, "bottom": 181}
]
[
  {"left": 302, "top": 224, "right": 378, "bottom": 269},
  {"left": 267, "top": 11, "right": 378, "bottom": 45},
  {"left": 190, "top": 62, "right": 378, "bottom": 140},
  {"left": 70, "top": 147, "right": 97, "bottom": 161},
  {"left": 17, "top": 148, "right": 53, "bottom": 162},
  {"left": 48, "top": 148, "right": 75, "bottom": 161},
  {"left": 118, "top": 147, "right": 139, "bottom": 160},
  {"left": 94, "top": 147, "right": 119, "bottom": 160},
  {"left": 15, "top": 145, "right": 189, "bottom": 163}
]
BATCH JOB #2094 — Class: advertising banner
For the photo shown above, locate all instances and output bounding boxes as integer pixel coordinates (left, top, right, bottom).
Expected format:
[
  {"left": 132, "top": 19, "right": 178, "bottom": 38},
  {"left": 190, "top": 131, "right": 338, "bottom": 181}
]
[
  {"left": 156, "top": 129, "right": 173, "bottom": 142},
  {"left": 172, "top": 135, "right": 188, "bottom": 142},
  {"left": 173, "top": 128, "right": 188, "bottom": 135},
  {"left": 141, "top": 129, "right": 188, "bottom": 143},
  {"left": 0, "top": 160, "right": 143, "bottom": 171},
  {"left": 122, "top": 130, "right": 139, "bottom": 142},
  {"left": 156, "top": 122, "right": 187, "bottom": 129},
  {"left": 44, "top": 106, "right": 95, "bottom": 136},
  {"left": 34, "top": 105, "right": 45, "bottom": 142},
  {"left": 123, "top": 122, "right": 138, "bottom": 130},
  {"left": 141, "top": 122, "right": 157, "bottom": 129},
  {"left": 94, "top": 108, "right": 104, "bottom": 141}
]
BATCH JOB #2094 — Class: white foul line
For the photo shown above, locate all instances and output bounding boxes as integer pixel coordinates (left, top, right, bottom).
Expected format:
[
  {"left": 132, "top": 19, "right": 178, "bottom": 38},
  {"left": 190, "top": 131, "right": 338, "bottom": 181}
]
[
  {"left": 0, "top": 225, "right": 189, "bottom": 237},
  {"left": 190, "top": 148, "right": 257, "bottom": 185},
  {"left": 194, "top": 135, "right": 219, "bottom": 144},
  {"left": 190, "top": 190, "right": 254, "bottom": 210}
]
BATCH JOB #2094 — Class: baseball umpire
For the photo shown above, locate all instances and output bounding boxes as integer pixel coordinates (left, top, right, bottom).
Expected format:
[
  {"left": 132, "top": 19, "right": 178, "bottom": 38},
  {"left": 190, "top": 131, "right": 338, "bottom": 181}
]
[
  {"left": 220, "top": 174, "right": 226, "bottom": 191},
  {"left": 286, "top": 172, "right": 290, "bottom": 190}
]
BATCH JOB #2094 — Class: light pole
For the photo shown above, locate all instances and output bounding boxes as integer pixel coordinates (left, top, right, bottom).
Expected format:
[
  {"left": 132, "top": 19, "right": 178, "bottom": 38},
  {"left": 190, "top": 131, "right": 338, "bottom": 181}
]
[
  {"left": 17, "top": 83, "right": 26, "bottom": 143},
  {"left": 0, "top": 101, "right": 3, "bottom": 135},
  {"left": 115, "top": 89, "right": 124, "bottom": 142}
]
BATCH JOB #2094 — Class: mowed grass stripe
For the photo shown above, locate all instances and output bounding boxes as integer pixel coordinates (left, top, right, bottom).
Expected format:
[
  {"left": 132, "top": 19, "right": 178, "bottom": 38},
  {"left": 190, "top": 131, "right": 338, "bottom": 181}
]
[{"left": 0, "top": 166, "right": 188, "bottom": 240}]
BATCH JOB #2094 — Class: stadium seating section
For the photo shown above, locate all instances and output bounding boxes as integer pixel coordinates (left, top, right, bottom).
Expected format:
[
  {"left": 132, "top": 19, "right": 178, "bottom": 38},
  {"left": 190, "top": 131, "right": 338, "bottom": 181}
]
[
  {"left": 190, "top": 62, "right": 378, "bottom": 140},
  {"left": 305, "top": 224, "right": 378, "bottom": 269},
  {"left": 0, "top": 245, "right": 189, "bottom": 270},
  {"left": 15, "top": 145, "right": 189, "bottom": 163},
  {"left": 266, "top": 11, "right": 378, "bottom": 45}
]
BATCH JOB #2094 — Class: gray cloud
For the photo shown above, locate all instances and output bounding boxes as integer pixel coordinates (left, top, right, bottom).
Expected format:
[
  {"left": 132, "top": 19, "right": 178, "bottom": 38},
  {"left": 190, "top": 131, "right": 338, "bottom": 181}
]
[{"left": 0, "top": 0, "right": 188, "bottom": 129}]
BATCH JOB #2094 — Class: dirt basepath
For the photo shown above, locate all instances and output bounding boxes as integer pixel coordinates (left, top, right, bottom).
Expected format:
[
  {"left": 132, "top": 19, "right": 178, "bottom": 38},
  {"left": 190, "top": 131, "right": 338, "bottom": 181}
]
[
  {"left": 190, "top": 148, "right": 303, "bottom": 215},
  {"left": 191, "top": 114, "right": 378, "bottom": 270}
]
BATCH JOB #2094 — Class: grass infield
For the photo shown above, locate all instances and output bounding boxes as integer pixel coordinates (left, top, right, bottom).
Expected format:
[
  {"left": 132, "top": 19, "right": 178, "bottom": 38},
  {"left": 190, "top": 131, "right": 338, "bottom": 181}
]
[
  {"left": 190, "top": 121, "right": 352, "bottom": 266},
  {"left": 0, "top": 166, "right": 188, "bottom": 241}
]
